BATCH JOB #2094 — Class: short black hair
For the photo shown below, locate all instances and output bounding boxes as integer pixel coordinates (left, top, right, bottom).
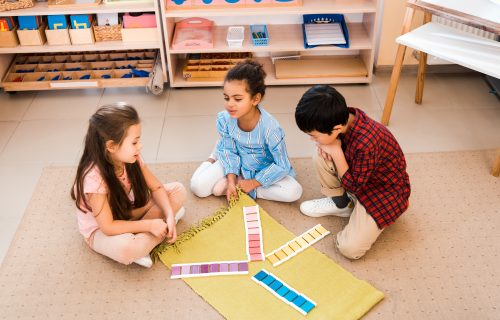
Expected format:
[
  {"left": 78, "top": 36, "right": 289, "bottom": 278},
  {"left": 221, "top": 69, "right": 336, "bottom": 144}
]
[
  {"left": 295, "top": 85, "right": 348, "bottom": 134},
  {"left": 224, "top": 59, "right": 266, "bottom": 98}
]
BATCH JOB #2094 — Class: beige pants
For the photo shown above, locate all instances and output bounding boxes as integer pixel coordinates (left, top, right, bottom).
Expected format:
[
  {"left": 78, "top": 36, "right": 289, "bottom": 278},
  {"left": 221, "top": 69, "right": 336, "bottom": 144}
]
[
  {"left": 90, "top": 182, "right": 186, "bottom": 265},
  {"left": 314, "top": 152, "right": 383, "bottom": 259}
]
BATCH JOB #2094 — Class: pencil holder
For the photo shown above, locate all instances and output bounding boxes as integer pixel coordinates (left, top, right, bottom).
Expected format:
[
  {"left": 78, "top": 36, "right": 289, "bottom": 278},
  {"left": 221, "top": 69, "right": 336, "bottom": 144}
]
[{"left": 250, "top": 24, "right": 268, "bottom": 46}]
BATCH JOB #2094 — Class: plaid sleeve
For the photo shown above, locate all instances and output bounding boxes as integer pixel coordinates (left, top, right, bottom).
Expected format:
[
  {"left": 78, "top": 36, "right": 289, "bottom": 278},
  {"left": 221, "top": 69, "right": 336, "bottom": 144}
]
[{"left": 341, "top": 149, "right": 377, "bottom": 194}]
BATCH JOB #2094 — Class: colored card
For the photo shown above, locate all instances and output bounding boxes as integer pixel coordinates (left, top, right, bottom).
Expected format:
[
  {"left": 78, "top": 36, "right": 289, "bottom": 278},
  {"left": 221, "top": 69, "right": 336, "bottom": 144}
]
[
  {"left": 265, "top": 224, "right": 331, "bottom": 267},
  {"left": 252, "top": 269, "right": 317, "bottom": 315},
  {"left": 243, "top": 205, "right": 265, "bottom": 261},
  {"left": 171, "top": 260, "right": 249, "bottom": 279}
]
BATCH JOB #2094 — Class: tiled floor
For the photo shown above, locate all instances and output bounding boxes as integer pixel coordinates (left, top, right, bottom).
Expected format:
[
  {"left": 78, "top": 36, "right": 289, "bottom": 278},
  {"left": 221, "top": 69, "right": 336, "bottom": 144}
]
[{"left": 0, "top": 72, "right": 499, "bottom": 264}]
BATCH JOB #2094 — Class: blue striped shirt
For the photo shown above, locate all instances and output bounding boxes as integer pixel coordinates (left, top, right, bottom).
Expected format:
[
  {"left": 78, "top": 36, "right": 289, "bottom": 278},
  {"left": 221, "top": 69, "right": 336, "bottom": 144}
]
[{"left": 215, "top": 106, "right": 295, "bottom": 198}]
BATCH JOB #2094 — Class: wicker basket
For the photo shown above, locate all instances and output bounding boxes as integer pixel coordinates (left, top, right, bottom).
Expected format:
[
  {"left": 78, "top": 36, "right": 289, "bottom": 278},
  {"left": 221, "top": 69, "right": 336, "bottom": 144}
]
[
  {"left": 93, "top": 24, "right": 122, "bottom": 42},
  {"left": 0, "top": 0, "right": 34, "bottom": 12}
]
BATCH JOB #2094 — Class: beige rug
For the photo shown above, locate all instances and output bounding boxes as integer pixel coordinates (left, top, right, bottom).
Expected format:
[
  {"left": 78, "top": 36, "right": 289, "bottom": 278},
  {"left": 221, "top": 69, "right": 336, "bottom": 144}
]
[{"left": 0, "top": 150, "right": 499, "bottom": 319}]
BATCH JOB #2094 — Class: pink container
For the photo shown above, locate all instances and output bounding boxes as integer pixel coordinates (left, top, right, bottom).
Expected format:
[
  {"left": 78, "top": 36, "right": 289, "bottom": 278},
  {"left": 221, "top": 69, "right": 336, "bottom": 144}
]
[
  {"left": 165, "top": 0, "right": 192, "bottom": 9},
  {"left": 172, "top": 17, "right": 214, "bottom": 49},
  {"left": 123, "top": 13, "right": 157, "bottom": 29}
]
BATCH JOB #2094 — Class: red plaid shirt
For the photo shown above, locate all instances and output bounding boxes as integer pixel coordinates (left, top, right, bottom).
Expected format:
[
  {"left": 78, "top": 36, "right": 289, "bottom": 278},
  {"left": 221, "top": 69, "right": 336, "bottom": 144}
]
[{"left": 340, "top": 108, "right": 411, "bottom": 228}]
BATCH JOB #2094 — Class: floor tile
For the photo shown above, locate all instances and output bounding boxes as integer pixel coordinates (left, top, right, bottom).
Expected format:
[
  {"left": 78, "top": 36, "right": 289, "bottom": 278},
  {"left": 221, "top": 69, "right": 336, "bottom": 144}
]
[
  {"left": 262, "top": 85, "right": 311, "bottom": 114},
  {"left": 0, "top": 119, "right": 87, "bottom": 165},
  {"left": 0, "top": 121, "right": 18, "bottom": 154},
  {"left": 23, "top": 89, "right": 103, "bottom": 120},
  {"left": 273, "top": 113, "right": 315, "bottom": 158},
  {"left": 157, "top": 115, "right": 218, "bottom": 162},
  {"left": 0, "top": 91, "right": 35, "bottom": 121},
  {"left": 99, "top": 87, "right": 168, "bottom": 118},
  {"left": 140, "top": 116, "right": 165, "bottom": 163},
  {"left": 437, "top": 74, "right": 499, "bottom": 108},
  {"left": 0, "top": 216, "right": 23, "bottom": 266}
]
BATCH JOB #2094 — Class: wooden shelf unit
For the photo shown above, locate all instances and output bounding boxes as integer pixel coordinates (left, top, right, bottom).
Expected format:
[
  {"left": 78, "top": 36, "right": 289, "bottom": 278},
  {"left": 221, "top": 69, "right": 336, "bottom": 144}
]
[
  {"left": 161, "top": 0, "right": 380, "bottom": 87},
  {"left": 0, "top": 0, "right": 167, "bottom": 89}
]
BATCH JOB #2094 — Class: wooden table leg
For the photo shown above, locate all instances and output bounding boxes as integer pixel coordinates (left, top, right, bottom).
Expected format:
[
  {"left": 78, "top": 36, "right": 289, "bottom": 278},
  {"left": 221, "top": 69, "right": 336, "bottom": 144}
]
[
  {"left": 415, "top": 12, "right": 433, "bottom": 104},
  {"left": 492, "top": 152, "right": 500, "bottom": 177},
  {"left": 381, "top": 7, "right": 416, "bottom": 126}
]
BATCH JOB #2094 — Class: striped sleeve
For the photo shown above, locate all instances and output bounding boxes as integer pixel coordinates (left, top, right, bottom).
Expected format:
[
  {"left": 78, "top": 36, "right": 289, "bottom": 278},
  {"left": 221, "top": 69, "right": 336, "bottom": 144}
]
[
  {"left": 341, "top": 148, "right": 377, "bottom": 193},
  {"left": 215, "top": 112, "right": 241, "bottom": 176},
  {"left": 255, "top": 127, "right": 291, "bottom": 187}
]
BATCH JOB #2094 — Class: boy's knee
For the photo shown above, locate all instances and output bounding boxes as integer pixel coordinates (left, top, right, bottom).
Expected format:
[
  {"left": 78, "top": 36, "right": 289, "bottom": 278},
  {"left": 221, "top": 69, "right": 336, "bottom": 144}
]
[{"left": 335, "top": 236, "right": 366, "bottom": 260}]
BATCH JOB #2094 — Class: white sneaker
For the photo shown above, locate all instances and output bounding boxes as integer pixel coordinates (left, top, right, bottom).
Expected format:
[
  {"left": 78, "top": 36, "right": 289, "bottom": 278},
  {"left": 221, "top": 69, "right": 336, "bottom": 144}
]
[
  {"left": 300, "top": 197, "right": 353, "bottom": 218},
  {"left": 174, "top": 207, "right": 185, "bottom": 224},
  {"left": 133, "top": 255, "right": 153, "bottom": 268}
]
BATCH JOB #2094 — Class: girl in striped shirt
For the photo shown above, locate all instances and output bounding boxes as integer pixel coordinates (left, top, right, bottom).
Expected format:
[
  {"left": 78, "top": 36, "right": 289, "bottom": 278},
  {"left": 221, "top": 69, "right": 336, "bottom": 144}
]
[{"left": 190, "top": 60, "right": 302, "bottom": 202}]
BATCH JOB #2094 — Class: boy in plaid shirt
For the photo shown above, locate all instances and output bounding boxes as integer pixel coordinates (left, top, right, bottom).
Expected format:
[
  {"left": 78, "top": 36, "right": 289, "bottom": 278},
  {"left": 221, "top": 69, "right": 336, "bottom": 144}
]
[{"left": 295, "top": 85, "right": 411, "bottom": 259}]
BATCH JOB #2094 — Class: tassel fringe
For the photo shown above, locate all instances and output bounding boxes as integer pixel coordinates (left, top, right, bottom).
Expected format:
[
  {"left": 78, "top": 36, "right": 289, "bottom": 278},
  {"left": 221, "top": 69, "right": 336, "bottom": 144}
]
[{"left": 152, "top": 190, "right": 241, "bottom": 260}]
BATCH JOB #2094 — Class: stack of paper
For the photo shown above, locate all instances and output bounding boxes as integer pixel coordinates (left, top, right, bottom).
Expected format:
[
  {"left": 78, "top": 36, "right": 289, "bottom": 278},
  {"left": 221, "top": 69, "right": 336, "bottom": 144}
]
[{"left": 304, "top": 22, "right": 346, "bottom": 46}]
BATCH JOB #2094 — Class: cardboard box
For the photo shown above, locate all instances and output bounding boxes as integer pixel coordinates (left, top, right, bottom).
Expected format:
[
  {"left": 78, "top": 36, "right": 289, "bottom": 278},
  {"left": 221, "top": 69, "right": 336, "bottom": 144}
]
[
  {"left": 69, "top": 24, "right": 95, "bottom": 44},
  {"left": 45, "top": 27, "right": 71, "bottom": 45},
  {"left": 0, "top": 27, "right": 19, "bottom": 48},
  {"left": 123, "top": 13, "right": 156, "bottom": 28},
  {"left": 17, "top": 25, "right": 47, "bottom": 46},
  {"left": 121, "top": 27, "right": 158, "bottom": 42},
  {"left": 47, "top": 15, "right": 68, "bottom": 30}
]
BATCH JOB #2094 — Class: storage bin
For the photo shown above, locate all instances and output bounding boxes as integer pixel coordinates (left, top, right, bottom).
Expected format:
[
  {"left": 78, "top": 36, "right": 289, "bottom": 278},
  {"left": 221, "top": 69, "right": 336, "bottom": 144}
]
[
  {"left": 172, "top": 18, "right": 213, "bottom": 49},
  {"left": 69, "top": 25, "right": 95, "bottom": 44},
  {"left": 121, "top": 27, "right": 158, "bottom": 42},
  {"left": 123, "top": 13, "right": 156, "bottom": 28},
  {"left": 17, "top": 25, "right": 47, "bottom": 46},
  {"left": 45, "top": 27, "right": 71, "bottom": 45},
  {"left": 250, "top": 24, "right": 268, "bottom": 46},
  {"left": 226, "top": 26, "right": 244, "bottom": 48},
  {"left": 93, "top": 24, "right": 122, "bottom": 42},
  {"left": 0, "top": 27, "right": 19, "bottom": 47}
]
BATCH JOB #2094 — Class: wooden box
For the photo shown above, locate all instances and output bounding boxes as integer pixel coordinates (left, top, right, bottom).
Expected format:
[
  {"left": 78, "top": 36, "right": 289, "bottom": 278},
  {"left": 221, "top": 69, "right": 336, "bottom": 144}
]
[
  {"left": 17, "top": 25, "right": 47, "bottom": 46},
  {"left": 121, "top": 27, "right": 158, "bottom": 42},
  {"left": 69, "top": 25, "right": 95, "bottom": 44},
  {"left": 45, "top": 27, "right": 71, "bottom": 45},
  {"left": 0, "top": 27, "right": 19, "bottom": 47}
]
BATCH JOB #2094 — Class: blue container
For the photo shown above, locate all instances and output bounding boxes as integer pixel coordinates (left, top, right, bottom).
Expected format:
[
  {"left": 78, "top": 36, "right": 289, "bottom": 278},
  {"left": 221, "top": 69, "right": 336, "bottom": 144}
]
[
  {"left": 250, "top": 24, "right": 268, "bottom": 46},
  {"left": 48, "top": 15, "right": 68, "bottom": 30},
  {"left": 18, "top": 16, "right": 41, "bottom": 30},
  {"left": 302, "top": 14, "right": 350, "bottom": 49}
]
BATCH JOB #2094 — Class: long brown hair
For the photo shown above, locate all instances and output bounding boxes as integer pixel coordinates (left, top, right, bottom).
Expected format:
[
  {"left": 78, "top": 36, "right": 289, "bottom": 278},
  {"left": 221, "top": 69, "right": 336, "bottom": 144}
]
[{"left": 71, "top": 103, "right": 150, "bottom": 220}]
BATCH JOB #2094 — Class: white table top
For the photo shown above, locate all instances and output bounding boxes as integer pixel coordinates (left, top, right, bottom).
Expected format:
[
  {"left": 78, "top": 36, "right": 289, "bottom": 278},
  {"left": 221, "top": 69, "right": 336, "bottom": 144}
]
[{"left": 421, "top": 0, "right": 500, "bottom": 24}]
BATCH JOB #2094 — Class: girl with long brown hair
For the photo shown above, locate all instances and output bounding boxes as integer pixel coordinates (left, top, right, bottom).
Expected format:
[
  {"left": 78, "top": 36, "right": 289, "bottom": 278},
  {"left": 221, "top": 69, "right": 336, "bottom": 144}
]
[{"left": 71, "top": 103, "right": 186, "bottom": 268}]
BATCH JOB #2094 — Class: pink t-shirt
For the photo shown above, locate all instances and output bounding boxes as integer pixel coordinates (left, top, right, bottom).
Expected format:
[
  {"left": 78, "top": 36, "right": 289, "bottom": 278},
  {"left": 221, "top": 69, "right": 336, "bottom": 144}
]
[{"left": 76, "top": 164, "right": 134, "bottom": 240}]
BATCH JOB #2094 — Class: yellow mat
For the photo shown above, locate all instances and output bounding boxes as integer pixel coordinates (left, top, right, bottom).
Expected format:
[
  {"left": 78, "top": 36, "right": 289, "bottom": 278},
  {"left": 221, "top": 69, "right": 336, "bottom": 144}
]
[{"left": 154, "top": 193, "right": 384, "bottom": 320}]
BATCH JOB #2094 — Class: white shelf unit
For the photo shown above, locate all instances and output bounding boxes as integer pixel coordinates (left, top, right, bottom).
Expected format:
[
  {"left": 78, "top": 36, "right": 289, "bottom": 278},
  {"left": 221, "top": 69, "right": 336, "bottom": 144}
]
[
  {"left": 161, "top": 0, "right": 380, "bottom": 87},
  {"left": 0, "top": 0, "right": 167, "bottom": 88}
]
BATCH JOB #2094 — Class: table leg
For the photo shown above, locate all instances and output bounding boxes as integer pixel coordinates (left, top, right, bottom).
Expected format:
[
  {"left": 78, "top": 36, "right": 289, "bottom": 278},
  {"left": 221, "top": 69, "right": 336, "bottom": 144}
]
[
  {"left": 415, "top": 12, "right": 433, "bottom": 104},
  {"left": 382, "top": 6, "right": 416, "bottom": 126}
]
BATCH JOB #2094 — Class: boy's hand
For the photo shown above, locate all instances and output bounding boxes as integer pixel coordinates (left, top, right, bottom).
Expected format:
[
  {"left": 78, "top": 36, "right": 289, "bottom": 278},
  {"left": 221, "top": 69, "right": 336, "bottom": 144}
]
[
  {"left": 165, "top": 214, "right": 177, "bottom": 244},
  {"left": 317, "top": 146, "right": 333, "bottom": 161},
  {"left": 318, "top": 138, "right": 342, "bottom": 159},
  {"left": 238, "top": 179, "right": 261, "bottom": 193}
]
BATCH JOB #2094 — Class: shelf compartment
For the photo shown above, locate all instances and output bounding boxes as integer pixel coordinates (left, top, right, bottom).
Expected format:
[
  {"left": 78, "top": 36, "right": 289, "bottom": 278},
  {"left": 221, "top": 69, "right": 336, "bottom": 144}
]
[
  {"left": 171, "top": 55, "right": 370, "bottom": 87},
  {"left": 0, "top": 41, "right": 161, "bottom": 54},
  {"left": 164, "top": 0, "right": 377, "bottom": 17},
  {"left": 168, "top": 23, "right": 371, "bottom": 53}
]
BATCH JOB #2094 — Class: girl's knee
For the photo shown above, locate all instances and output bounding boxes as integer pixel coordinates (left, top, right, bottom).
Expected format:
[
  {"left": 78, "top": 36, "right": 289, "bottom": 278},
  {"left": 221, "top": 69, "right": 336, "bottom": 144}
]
[
  {"left": 282, "top": 183, "right": 303, "bottom": 202},
  {"left": 167, "top": 182, "right": 187, "bottom": 203},
  {"left": 190, "top": 177, "right": 212, "bottom": 198}
]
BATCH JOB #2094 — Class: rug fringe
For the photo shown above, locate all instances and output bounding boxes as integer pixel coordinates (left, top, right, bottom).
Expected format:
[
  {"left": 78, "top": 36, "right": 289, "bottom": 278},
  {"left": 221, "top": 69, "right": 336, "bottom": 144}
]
[{"left": 151, "top": 190, "right": 241, "bottom": 261}]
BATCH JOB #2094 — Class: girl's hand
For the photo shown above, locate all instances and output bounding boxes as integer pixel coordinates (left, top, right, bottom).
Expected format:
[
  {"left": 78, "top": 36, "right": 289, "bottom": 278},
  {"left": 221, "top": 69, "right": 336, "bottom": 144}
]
[
  {"left": 226, "top": 181, "right": 238, "bottom": 202},
  {"left": 165, "top": 215, "right": 177, "bottom": 244},
  {"left": 149, "top": 219, "right": 168, "bottom": 238},
  {"left": 238, "top": 179, "right": 260, "bottom": 193}
]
